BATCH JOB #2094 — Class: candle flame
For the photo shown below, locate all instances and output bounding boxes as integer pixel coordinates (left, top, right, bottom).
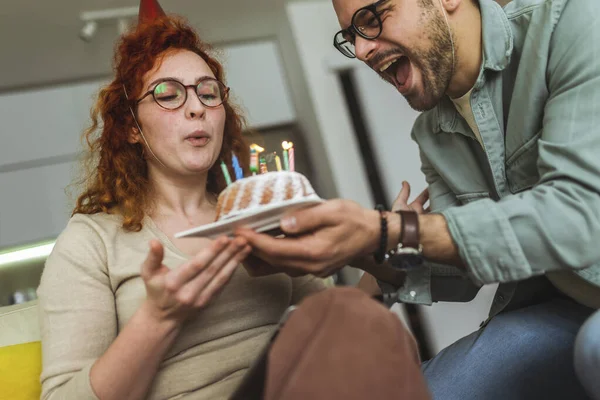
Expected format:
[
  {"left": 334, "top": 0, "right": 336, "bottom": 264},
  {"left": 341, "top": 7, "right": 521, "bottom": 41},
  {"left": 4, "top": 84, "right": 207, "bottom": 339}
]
[
  {"left": 282, "top": 141, "right": 294, "bottom": 150},
  {"left": 250, "top": 143, "right": 265, "bottom": 153}
]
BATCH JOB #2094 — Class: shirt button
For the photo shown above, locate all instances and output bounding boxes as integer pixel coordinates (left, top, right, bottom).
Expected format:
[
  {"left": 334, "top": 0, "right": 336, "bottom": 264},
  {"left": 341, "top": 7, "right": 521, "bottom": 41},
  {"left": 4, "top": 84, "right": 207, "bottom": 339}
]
[
  {"left": 410, "top": 291, "right": 417, "bottom": 298},
  {"left": 498, "top": 294, "right": 505, "bottom": 301}
]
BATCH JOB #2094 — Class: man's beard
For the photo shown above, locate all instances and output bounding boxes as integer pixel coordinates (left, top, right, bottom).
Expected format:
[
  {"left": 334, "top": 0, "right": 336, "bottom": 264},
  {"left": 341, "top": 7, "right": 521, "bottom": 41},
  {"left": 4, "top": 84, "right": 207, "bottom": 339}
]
[
  {"left": 407, "top": 1, "right": 455, "bottom": 111},
  {"left": 382, "top": 1, "right": 455, "bottom": 111}
]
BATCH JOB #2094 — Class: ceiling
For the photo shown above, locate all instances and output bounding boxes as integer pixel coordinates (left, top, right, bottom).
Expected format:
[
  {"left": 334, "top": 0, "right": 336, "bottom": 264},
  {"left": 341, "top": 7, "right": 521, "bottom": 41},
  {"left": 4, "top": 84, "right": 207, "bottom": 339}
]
[{"left": 0, "top": 0, "right": 321, "bottom": 92}]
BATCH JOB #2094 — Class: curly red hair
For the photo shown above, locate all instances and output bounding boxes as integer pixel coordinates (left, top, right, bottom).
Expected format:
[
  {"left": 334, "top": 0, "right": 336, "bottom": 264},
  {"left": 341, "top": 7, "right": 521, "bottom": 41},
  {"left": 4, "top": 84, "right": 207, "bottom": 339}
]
[{"left": 73, "top": 16, "right": 250, "bottom": 231}]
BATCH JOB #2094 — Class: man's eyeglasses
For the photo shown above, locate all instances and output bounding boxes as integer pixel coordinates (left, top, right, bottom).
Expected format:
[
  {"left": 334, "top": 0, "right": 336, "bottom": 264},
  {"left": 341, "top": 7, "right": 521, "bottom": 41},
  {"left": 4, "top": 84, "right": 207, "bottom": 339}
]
[
  {"left": 333, "top": 0, "right": 386, "bottom": 58},
  {"left": 136, "top": 77, "right": 230, "bottom": 110}
]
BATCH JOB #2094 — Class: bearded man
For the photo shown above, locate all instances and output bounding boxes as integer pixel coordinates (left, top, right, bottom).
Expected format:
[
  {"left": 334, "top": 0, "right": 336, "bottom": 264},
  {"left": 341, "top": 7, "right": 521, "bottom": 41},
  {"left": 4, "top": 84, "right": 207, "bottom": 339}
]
[{"left": 237, "top": 1, "right": 600, "bottom": 398}]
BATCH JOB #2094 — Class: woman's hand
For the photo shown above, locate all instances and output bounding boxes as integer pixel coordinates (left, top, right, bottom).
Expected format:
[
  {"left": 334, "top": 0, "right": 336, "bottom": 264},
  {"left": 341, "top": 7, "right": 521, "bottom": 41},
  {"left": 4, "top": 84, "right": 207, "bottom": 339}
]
[
  {"left": 242, "top": 252, "right": 306, "bottom": 277},
  {"left": 241, "top": 252, "right": 279, "bottom": 277},
  {"left": 140, "top": 237, "right": 251, "bottom": 324}
]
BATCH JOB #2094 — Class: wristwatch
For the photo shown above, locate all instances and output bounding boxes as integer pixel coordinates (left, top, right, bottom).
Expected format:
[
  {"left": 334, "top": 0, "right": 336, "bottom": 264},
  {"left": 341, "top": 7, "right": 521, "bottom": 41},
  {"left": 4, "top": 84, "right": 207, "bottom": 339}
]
[{"left": 386, "top": 210, "right": 424, "bottom": 269}]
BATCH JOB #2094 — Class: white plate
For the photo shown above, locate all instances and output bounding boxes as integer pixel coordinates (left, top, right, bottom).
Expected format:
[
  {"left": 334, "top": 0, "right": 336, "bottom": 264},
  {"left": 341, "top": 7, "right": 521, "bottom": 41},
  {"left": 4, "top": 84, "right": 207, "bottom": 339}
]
[{"left": 174, "top": 196, "right": 324, "bottom": 239}]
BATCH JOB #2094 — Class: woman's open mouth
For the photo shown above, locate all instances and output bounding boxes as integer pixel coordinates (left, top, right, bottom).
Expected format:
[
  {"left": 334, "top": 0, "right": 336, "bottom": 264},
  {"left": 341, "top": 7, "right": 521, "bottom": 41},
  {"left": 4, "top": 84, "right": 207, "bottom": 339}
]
[
  {"left": 186, "top": 137, "right": 210, "bottom": 146},
  {"left": 185, "top": 130, "right": 211, "bottom": 147}
]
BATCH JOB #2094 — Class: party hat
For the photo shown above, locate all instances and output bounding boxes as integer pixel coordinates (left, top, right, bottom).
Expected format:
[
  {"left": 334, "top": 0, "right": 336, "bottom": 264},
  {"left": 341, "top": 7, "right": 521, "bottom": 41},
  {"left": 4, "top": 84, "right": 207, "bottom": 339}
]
[{"left": 139, "top": 0, "right": 166, "bottom": 23}]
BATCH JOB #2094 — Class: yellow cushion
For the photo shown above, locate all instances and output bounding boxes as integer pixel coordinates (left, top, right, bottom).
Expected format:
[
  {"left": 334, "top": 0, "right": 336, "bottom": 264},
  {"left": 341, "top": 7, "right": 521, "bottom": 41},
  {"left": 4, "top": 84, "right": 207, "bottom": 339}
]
[
  {"left": 0, "top": 301, "right": 41, "bottom": 400},
  {"left": 0, "top": 341, "right": 41, "bottom": 400}
]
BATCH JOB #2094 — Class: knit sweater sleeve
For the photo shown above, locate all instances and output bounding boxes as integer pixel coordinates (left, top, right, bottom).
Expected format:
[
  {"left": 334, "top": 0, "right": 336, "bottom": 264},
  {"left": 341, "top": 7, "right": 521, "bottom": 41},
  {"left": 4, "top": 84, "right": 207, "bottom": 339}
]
[{"left": 37, "top": 214, "right": 115, "bottom": 400}]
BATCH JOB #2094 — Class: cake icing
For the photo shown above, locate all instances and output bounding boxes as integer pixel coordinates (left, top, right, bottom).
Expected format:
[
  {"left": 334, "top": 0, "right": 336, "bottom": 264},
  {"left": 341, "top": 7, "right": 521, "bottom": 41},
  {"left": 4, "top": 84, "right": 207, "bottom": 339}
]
[{"left": 215, "top": 171, "right": 318, "bottom": 221}]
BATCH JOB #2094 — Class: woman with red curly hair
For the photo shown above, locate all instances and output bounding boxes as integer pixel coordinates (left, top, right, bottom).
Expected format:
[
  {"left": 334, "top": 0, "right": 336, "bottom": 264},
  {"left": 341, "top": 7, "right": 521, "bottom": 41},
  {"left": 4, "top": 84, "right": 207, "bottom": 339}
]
[{"left": 36, "top": 4, "right": 328, "bottom": 399}]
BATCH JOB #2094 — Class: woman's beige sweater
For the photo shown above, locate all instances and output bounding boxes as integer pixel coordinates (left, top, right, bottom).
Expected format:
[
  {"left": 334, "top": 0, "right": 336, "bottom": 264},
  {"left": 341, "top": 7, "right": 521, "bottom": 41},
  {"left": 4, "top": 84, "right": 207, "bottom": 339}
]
[{"left": 37, "top": 212, "right": 326, "bottom": 399}]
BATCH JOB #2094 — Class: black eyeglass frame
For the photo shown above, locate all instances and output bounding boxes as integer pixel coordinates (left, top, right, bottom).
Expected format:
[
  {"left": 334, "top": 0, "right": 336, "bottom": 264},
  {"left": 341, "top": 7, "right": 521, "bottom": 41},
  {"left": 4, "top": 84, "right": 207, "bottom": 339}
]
[
  {"left": 136, "top": 77, "right": 230, "bottom": 110},
  {"left": 333, "top": 0, "right": 387, "bottom": 59}
]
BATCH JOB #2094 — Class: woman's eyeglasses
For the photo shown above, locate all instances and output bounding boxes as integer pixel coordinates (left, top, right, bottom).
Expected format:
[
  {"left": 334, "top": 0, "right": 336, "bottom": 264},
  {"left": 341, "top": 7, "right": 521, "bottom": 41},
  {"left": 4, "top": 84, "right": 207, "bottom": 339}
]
[{"left": 136, "top": 77, "right": 230, "bottom": 110}]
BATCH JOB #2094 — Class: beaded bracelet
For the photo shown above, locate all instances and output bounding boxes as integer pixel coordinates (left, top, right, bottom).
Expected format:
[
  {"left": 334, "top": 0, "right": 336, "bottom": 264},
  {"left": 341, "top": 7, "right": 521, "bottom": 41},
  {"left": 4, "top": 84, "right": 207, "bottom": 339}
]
[{"left": 374, "top": 204, "right": 388, "bottom": 264}]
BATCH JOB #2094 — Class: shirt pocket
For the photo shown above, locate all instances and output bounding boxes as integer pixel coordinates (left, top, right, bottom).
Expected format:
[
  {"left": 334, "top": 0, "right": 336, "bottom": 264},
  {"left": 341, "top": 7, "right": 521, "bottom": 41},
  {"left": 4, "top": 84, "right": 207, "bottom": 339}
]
[
  {"left": 505, "top": 131, "right": 541, "bottom": 194},
  {"left": 456, "top": 191, "right": 490, "bottom": 205}
]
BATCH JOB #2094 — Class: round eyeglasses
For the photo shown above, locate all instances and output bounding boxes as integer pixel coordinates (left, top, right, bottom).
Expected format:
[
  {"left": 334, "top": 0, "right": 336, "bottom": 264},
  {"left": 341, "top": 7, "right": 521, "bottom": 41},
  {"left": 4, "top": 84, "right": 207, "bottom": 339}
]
[
  {"left": 136, "top": 77, "right": 230, "bottom": 110},
  {"left": 333, "top": 0, "right": 386, "bottom": 59}
]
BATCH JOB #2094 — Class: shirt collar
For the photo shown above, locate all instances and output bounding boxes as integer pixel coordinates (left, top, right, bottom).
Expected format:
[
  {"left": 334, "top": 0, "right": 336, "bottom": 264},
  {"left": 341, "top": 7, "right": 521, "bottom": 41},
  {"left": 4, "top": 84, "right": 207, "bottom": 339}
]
[
  {"left": 433, "top": 0, "right": 513, "bottom": 134},
  {"left": 480, "top": 0, "right": 513, "bottom": 72}
]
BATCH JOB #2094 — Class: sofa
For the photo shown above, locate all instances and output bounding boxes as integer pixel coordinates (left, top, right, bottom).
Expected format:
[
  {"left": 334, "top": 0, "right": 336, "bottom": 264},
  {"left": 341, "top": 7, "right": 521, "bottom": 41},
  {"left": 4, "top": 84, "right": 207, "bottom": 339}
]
[{"left": 0, "top": 300, "right": 41, "bottom": 400}]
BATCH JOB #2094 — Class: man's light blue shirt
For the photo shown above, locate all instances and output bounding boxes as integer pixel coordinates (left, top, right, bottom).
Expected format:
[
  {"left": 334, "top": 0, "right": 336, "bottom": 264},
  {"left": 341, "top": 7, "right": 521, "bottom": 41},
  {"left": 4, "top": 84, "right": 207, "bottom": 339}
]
[{"left": 386, "top": 0, "right": 600, "bottom": 317}]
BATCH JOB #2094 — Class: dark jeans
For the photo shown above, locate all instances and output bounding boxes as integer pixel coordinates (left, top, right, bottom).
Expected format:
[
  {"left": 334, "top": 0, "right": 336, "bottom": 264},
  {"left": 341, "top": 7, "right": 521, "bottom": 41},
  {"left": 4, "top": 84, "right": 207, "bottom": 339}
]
[{"left": 422, "top": 277, "right": 594, "bottom": 400}]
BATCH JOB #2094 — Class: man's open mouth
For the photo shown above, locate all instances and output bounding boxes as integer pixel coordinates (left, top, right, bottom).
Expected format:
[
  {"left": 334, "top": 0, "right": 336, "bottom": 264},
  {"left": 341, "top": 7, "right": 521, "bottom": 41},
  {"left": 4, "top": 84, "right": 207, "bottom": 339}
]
[{"left": 379, "top": 55, "right": 412, "bottom": 90}]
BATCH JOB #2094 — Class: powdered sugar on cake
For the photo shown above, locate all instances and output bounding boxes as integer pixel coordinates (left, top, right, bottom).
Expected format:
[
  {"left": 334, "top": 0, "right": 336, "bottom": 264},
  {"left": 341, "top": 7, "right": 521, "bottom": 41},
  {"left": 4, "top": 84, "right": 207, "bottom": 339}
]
[{"left": 215, "top": 171, "right": 318, "bottom": 221}]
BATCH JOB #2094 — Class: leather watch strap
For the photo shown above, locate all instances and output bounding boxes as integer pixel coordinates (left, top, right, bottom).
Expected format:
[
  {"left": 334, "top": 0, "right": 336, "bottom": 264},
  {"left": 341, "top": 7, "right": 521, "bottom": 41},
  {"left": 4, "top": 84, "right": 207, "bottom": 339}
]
[{"left": 397, "top": 210, "right": 420, "bottom": 249}]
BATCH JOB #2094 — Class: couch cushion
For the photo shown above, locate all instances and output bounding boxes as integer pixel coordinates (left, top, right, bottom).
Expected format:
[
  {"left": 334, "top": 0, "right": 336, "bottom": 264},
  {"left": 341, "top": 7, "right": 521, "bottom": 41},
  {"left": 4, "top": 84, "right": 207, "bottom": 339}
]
[
  {"left": 0, "top": 301, "right": 41, "bottom": 400},
  {"left": 0, "top": 300, "right": 40, "bottom": 347},
  {"left": 0, "top": 341, "right": 42, "bottom": 400}
]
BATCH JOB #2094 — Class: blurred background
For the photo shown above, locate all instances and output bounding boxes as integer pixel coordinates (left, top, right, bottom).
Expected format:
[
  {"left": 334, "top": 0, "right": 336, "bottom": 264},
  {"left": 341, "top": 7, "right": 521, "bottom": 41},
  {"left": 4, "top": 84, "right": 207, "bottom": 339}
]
[{"left": 0, "top": 0, "right": 499, "bottom": 358}]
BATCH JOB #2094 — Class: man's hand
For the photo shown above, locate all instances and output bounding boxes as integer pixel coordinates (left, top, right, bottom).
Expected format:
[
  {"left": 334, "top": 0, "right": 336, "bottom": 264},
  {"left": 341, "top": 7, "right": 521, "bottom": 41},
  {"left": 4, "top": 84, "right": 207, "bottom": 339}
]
[
  {"left": 392, "top": 181, "right": 430, "bottom": 213},
  {"left": 235, "top": 199, "right": 381, "bottom": 277}
]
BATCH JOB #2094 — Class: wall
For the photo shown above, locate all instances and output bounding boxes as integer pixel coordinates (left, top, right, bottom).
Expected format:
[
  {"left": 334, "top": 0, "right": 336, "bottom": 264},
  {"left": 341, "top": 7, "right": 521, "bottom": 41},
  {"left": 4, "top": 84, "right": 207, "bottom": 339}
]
[
  {"left": 275, "top": 7, "right": 339, "bottom": 201},
  {"left": 0, "top": 81, "right": 97, "bottom": 248}
]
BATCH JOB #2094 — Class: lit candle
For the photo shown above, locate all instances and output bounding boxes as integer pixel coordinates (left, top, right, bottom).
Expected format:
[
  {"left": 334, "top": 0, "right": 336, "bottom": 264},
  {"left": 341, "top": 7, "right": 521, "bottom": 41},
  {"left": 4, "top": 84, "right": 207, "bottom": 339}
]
[
  {"left": 249, "top": 148, "right": 259, "bottom": 175},
  {"left": 220, "top": 161, "right": 232, "bottom": 186},
  {"left": 259, "top": 156, "right": 268, "bottom": 174},
  {"left": 283, "top": 150, "right": 289, "bottom": 171},
  {"left": 288, "top": 143, "right": 295, "bottom": 172},
  {"left": 249, "top": 144, "right": 265, "bottom": 176},
  {"left": 231, "top": 153, "right": 244, "bottom": 180},
  {"left": 282, "top": 141, "right": 291, "bottom": 171},
  {"left": 250, "top": 143, "right": 265, "bottom": 153},
  {"left": 274, "top": 153, "right": 283, "bottom": 171},
  {"left": 281, "top": 141, "right": 294, "bottom": 171}
]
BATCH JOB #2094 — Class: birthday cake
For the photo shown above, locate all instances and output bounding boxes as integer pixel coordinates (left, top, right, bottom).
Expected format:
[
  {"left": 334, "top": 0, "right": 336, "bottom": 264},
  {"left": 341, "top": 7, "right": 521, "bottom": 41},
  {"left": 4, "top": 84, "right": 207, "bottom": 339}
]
[{"left": 214, "top": 171, "right": 319, "bottom": 221}]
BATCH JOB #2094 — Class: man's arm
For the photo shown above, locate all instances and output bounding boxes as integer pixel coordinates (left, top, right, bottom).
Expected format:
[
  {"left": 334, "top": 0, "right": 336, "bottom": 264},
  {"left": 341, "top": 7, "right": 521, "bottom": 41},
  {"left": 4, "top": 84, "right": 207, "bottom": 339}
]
[
  {"left": 429, "top": 0, "right": 600, "bottom": 285},
  {"left": 409, "top": 213, "right": 463, "bottom": 267}
]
